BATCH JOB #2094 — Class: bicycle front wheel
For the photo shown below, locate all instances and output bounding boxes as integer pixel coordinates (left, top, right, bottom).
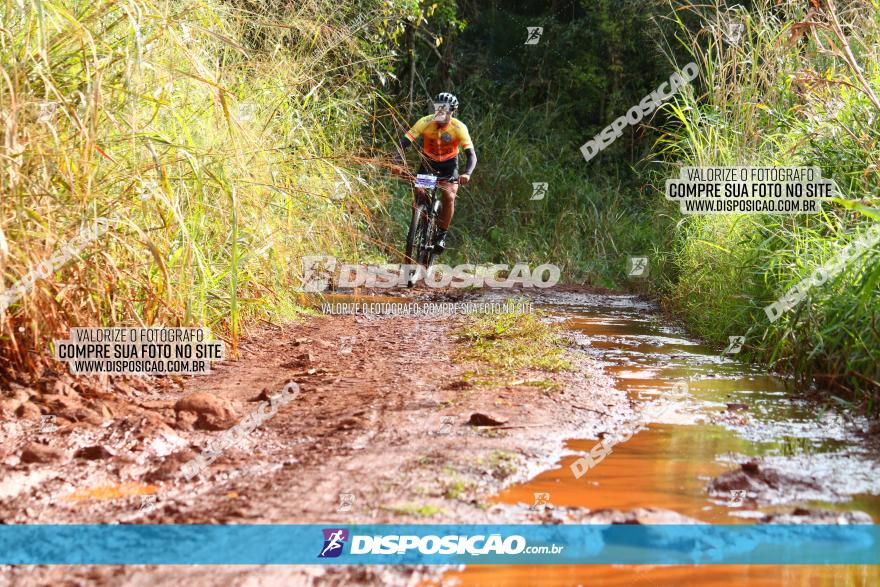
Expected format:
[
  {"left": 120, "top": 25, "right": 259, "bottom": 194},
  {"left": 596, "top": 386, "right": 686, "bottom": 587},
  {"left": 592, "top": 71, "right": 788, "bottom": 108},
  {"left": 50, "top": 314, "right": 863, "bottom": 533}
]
[
  {"left": 420, "top": 216, "right": 437, "bottom": 269},
  {"left": 405, "top": 205, "right": 427, "bottom": 265}
]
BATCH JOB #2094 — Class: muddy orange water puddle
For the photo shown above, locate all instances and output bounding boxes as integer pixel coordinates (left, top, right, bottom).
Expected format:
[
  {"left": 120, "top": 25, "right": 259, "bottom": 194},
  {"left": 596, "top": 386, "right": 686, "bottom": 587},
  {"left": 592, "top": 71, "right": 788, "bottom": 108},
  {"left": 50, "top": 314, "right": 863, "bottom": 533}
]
[
  {"left": 64, "top": 482, "right": 157, "bottom": 501},
  {"left": 440, "top": 294, "right": 880, "bottom": 585},
  {"left": 442, "top": 563, "right": 877, "bottom": 586},
  {"left": 496, "top": 426, "right": 731, "bottom": 522}
]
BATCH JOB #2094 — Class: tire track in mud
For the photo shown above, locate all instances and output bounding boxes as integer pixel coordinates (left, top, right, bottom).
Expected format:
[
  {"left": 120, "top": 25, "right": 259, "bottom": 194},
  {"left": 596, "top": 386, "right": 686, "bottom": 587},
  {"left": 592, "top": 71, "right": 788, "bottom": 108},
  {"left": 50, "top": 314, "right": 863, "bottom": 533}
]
[
  {"left": 218, "top": 315, "right": 457, "bottom": 523},
  {"left": 149, "top": 314, "right": 457, "bottom": 525}
]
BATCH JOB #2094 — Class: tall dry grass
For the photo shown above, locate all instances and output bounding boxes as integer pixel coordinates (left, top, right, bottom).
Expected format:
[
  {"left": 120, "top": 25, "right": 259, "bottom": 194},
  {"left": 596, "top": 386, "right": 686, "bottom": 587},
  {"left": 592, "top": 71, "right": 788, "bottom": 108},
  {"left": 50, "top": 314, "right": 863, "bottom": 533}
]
[{"left": 0, "top": 0, "right": 409, "bottom": 379}]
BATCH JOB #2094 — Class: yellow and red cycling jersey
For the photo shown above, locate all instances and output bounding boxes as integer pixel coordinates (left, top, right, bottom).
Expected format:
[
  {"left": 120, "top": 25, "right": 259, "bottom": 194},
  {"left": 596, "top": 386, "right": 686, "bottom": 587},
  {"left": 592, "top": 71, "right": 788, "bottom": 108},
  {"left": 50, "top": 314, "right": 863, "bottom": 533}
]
[{"left": 404, "top": 115, "right": 473, "bottom": 162}]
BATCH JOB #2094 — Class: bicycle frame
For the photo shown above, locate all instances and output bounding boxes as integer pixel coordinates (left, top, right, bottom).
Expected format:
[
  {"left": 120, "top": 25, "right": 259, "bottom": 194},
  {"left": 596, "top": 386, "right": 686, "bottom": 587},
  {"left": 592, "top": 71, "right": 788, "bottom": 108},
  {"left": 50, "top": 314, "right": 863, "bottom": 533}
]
[
  {"left": 415, "top": 174, "right": 442, "bottom": 225},
  {"left": 404, "top": 174, "right": 443, "bottom": 283}
]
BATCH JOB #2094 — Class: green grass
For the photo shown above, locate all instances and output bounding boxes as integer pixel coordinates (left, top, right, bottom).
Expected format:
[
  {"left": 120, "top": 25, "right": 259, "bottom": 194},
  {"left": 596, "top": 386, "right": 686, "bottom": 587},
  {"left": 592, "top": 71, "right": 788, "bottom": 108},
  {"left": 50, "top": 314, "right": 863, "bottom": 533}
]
[
  {"left": 476, "top": 450, "right": 519, "bottom": 481},
  {"left": 415, "top": 455, "right": 438, "bottom": 466},
  {"left": 442, "top": 472, "right": 477, "bottom": 502},
  {"left": 454, "top": 302, "right": 572, "bottom": 377},
  {"left": 382, "top": 503, "right": 445, "bottom": 517}
]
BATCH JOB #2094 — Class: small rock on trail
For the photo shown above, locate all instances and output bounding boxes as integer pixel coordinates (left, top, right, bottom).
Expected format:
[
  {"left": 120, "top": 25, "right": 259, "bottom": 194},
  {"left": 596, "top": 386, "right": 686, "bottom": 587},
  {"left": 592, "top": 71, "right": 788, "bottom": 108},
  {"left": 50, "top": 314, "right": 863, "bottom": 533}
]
[
  {"left": 14, "top": 402, "right": 42, "bottom": 421},
  {"left": 74, "top": 445, "right": 115, "bottom": 460},
  {"left": 708, "top": 459, "right": 841, "bottom": 504},
  {"left": 280, "top": 352, "right": 313, "bottom": 369},
  {"left": 468, "top": 412, "right": 506, "bottom": 426},
  {"left": 20, "top": 442, "right": 68, "bottom": 464},
  {"left": 144, "top": 449, "right": 200, "bottom": 482},
  {"left": 174, "top": 392, "right": 237, "bottom": 430},
  {"left": 583, "top": 508, "right": 705, "bottom": 525},
  {"left": 760, "top": 507, "right": 873, "bottom": 525}
]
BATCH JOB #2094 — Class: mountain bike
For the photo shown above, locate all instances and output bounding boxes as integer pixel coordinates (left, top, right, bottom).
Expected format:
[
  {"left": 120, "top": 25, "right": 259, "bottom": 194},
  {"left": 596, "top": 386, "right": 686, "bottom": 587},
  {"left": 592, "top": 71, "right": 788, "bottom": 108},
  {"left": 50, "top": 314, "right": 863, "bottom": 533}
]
[{"left": 404, "top": 173, "right": 444, "bottom": 286}]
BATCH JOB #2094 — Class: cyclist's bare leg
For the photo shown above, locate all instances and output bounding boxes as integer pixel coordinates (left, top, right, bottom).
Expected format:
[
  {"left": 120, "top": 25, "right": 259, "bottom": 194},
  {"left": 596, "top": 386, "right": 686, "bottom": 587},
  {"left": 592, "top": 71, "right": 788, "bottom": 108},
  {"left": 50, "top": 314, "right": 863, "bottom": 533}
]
[{"left": 438, "top": 181, "right": 458, "bottom": 230}]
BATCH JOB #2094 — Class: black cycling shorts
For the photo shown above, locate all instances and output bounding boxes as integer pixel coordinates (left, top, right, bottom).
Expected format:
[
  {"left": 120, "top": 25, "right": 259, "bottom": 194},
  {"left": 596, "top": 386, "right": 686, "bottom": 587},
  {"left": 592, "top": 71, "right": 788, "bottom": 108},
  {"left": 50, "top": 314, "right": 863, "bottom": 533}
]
[{"left": 417, "top": 157, "right": 458, "bottom": 182}]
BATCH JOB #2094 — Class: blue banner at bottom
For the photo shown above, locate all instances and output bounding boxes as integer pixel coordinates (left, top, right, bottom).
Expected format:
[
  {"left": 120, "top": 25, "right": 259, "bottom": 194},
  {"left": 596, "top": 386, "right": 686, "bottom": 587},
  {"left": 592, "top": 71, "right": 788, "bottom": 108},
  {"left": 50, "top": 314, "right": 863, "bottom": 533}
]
[{"left": 0, "top": 524, "right": 877, "bottom": 565}]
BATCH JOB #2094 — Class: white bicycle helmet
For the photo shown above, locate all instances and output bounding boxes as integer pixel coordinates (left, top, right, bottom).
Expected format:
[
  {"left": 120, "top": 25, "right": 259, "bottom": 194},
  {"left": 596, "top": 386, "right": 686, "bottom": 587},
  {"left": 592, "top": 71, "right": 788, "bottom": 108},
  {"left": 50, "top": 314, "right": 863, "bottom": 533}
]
[{"left": 433, "top": 92, "right": 459, "bottom": 112}]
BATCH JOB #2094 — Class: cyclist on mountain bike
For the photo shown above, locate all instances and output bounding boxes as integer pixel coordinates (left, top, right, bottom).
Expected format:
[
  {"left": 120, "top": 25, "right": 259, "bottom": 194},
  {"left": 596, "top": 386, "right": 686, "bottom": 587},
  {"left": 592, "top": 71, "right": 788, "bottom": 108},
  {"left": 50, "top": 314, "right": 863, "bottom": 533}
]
[{"left": 393, "top": 92, "right": 477, "bottom": 253}]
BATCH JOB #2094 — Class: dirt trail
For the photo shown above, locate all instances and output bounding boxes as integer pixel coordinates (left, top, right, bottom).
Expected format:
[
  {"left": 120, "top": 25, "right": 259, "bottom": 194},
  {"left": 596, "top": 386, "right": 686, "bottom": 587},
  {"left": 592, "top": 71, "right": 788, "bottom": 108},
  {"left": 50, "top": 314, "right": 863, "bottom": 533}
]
[{"left": 0, "top": 288, "right": 626, "bottom": 586}]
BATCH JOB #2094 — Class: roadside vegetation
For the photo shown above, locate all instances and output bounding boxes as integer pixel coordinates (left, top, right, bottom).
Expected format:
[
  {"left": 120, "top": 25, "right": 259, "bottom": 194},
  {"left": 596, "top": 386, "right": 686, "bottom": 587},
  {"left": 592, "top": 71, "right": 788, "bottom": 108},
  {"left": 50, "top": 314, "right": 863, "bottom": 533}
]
[
  {"left": 0, "top": 0, "right": 413, "bottom": 378},
  {"left": 426, "top": 0, "right": 878, "bottom": 411},
  {"left": 652, "top": 0, "right": 880, "bottom": 409}
]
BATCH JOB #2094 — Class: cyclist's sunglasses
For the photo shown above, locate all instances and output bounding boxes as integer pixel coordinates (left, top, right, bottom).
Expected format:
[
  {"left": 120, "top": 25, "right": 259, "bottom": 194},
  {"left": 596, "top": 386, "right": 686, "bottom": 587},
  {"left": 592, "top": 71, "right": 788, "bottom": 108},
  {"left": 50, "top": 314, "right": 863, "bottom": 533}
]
[{"left": 432, "top": 102, "right": 453, "bottom": 114}]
